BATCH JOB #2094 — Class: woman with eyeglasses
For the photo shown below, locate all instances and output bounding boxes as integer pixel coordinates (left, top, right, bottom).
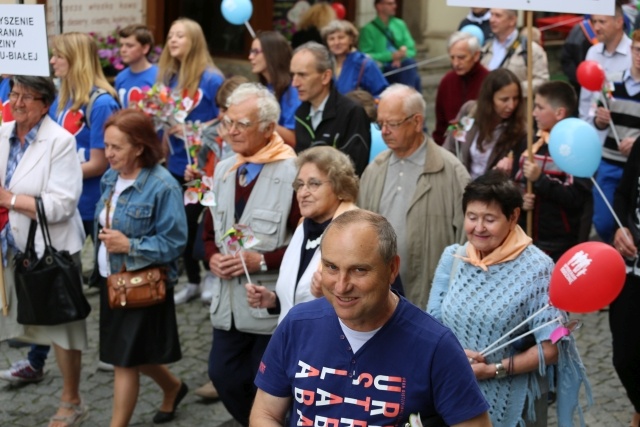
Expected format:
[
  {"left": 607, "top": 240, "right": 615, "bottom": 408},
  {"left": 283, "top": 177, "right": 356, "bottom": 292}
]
[
  {"left": 249, "top": 31, "right": 301, "bottom": 147},
  {"left": 443, "top": 68, "right": 527, "bottom": 179},
  {"left": 246, "top": 146, "right": 403, "bottom": 322},
  {"left": 156, "top": 18, "right": 225, "bottom": 305}
]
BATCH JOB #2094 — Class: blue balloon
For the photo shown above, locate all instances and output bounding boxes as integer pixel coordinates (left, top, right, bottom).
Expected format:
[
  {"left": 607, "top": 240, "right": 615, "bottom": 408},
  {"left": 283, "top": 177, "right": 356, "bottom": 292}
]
[
  {"left": 548, "top": 118, "right": 602, "bottom": 178},
  {"left": 460, "top": 24, "right": 485, "bottom": 46},
  {"left": 221, "top": 0, "right": 253, "bottom": 25}
]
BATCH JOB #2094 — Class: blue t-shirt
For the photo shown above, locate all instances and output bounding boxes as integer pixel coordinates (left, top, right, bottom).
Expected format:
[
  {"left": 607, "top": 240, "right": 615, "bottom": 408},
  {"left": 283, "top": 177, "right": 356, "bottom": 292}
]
[
  {"left": 115, "top": 64, "right": 158, "bottom": 107},
  {"left": 335, "top": 51, "right": 389, "bottom": 98},
  {"left": 255, "top": 297, "right": 489, "bottom": 426},
  {"left": 268, "top": 83, "right": 301, "bottom": 131},
  {"left": 49, "top": 91, "right": 121, "bottom": 220},
  {"left": 167, "top": 69, "right": 224, "bottom": 176},
  {"left": 0, "top": 78, "right": 13, "bottom": 122}
]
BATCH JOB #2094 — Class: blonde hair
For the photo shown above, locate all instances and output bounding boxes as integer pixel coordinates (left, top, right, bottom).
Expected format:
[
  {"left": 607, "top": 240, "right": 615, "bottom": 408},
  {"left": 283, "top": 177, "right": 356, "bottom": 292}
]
[
  {"left": 157, "top": 18, "right": 219, "bottom": 98},
  {"left": 52, "top": 32, "right": 117, "bottom": 114},
  {"left": 297, "top": 3, "right": 336, "bottom": 31}
]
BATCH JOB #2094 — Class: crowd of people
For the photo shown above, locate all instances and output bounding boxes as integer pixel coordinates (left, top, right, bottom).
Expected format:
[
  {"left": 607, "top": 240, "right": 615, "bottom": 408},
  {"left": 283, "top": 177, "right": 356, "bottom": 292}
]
[{"left": 0, "top": 0, "right": 639, "bottom": 426}]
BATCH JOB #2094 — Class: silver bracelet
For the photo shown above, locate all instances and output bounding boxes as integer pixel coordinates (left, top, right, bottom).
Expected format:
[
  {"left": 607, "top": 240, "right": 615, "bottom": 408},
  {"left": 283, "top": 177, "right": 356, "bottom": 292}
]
[{"left": 9, "top": 194, "right": 17, "bottom": 211}]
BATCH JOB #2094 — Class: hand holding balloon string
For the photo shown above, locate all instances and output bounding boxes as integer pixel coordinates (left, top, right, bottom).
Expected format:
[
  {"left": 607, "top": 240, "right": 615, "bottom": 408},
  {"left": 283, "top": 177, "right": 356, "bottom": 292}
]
[{"left": 548, "top": 117, "right": 633, "bottom": 245}]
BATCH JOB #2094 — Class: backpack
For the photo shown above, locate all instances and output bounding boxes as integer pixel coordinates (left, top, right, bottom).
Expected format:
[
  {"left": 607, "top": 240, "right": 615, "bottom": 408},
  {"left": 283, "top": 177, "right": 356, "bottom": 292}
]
[{"left": 85, "top": 88, "right": 121, "bottom": 129}]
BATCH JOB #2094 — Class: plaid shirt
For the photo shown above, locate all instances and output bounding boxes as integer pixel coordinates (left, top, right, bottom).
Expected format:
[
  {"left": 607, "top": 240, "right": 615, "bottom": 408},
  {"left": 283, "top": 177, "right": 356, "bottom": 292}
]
[{"left": 1, "top": 117, "right": 45, "bottom": 265}]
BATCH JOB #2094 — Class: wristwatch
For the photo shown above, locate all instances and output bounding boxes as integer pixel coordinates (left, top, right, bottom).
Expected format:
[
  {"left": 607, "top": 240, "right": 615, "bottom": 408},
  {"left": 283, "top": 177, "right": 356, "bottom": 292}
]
[
  {"left": 259, "top": 254, "right": 267, "bottom": 272},
  {"left": 495, "top": 362, "right": 507, "bottom": 379}
]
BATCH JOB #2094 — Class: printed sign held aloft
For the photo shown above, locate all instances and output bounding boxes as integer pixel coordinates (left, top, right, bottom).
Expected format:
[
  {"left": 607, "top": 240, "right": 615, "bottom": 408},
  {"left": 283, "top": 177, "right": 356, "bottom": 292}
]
[
  {"left": 447, "top": 0, "right": 615, "bottom": 16},
  {"left": 0, "top": 5, "right": 49, "bottom": 76}
]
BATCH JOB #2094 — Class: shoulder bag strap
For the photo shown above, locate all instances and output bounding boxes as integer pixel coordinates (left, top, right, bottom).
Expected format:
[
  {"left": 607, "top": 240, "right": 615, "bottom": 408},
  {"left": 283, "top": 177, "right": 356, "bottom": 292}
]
[
  {"left": 356, "top": 57, "right": 369, "bottom": 89},
  {"left": 371, "top": 21, "right": 399, "bottom": 50},
  {"left": 35, "top": 197, "right": 53, "bottom": 249},
  {"left": 23, "top": 216, "right": 38, "bottom": 254}
]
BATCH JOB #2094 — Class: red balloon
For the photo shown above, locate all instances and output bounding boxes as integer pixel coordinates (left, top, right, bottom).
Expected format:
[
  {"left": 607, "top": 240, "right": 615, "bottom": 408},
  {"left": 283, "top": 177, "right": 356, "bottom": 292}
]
[
  {"left": 549, "top": 242, "right": 626, "bottom": 313},
  {"left": 576, "top": 60, "right": 606, "bottom": 91},
  {"left": 331, "top": 2, "right": 347, "bottom": 20}
]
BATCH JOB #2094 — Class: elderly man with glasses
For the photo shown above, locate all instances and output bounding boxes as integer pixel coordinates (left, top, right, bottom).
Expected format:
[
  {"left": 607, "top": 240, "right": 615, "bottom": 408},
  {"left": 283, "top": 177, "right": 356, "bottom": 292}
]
[
  {"left": 201, "top": 82, "right": 301, "bottom": 426},
  {"left": 358, "top": 84, "right": 470, "bottom": 309}
]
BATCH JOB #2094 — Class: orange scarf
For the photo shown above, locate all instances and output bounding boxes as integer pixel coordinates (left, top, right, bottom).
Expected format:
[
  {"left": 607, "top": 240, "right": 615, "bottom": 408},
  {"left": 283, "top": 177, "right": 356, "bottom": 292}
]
[
  {"left": 530, "top": 129, "right": 550, "bottom": 155},
  {"left": 224, "top": 132, "right": 296, "bottom": 179},
  {"left": 458, "top": 225, "right": 532, "bottom": 271}
]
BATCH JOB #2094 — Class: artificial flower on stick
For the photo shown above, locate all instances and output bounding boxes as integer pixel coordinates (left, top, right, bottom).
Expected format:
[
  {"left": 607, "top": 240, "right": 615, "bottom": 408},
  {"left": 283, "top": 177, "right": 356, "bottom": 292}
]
[
  {"left": 134, "top": 83, "right": 204, "bottom": 166},
  {"left": 220, "top": 225, "right": 261, "bottom": 284}
]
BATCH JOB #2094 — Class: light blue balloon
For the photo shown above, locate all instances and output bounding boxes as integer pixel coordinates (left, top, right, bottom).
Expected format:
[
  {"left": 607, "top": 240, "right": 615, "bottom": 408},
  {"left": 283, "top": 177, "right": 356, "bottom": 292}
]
[
  {"left": 548, "top": 118, "right": 602, "bottom": 178},
  {"left": 221, "top": 0, "right": 253, "bottom": 25},
  {"left": 460, "top": 24, "right": 485, "bottom": 46}
]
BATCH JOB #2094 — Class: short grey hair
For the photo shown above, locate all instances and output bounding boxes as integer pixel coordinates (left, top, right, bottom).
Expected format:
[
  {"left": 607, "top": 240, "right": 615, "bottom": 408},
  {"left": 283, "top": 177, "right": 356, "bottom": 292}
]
[
  {"left": 226, "top": 83, "right": 281, "bottom": 131},
  {"left": 492, "top": 8, "right": 518, "bottom": 18},
  {"left": 293, "top": 41, "right": 333, "bottom": 73},
  {"left": 296, "top": 146, "right": 359, "bottom": 202},
  {"left": 323, "top": 209, "right": 397, "bottom": 263},
  {"left": 321, "top": 20, "right": 359, "bottom": 46},
  {"left": 379, "top": 84, "right": 426, "bottom": 117},
  {"left": 448, "top": 31, "right": 481, "bottom": 54},
  {"left": 10, "top": 76, "right": 56, "bottom": 107}
]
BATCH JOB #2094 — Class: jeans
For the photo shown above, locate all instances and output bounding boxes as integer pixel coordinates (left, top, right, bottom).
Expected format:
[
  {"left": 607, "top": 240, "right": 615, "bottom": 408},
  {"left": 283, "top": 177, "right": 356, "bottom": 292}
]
[{"left": 27, "top": 345, "right": 49, "bottom": 370}]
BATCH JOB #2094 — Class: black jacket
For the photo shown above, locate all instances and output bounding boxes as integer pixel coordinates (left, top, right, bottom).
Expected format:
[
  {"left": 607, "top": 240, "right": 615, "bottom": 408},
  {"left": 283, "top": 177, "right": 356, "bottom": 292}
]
[{"left": 294, "top": 84, "right": 371, "bottom": 176}]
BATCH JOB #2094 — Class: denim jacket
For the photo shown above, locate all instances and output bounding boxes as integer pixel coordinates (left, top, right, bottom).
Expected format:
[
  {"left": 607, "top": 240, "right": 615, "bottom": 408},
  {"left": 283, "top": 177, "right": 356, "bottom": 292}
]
[{"left": 90, "top": 165, "right": 188, "bottom": 288}]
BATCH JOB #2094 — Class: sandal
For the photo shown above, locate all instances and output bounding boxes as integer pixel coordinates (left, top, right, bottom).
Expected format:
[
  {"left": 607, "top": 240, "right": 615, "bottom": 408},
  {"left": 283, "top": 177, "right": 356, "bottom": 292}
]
[{"left": 48, "top": 400, "right": 89, "bottom": 427}]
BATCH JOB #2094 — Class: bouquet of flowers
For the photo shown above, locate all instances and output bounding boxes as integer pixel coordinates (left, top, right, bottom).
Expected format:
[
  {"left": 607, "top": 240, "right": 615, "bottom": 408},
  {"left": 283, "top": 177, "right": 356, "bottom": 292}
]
[
  {"left": 446, "top": 115, "right": 474, "bottom": 143},
  {"left": 134, "top": 83, "right": 205, "bottom": 166},
  {"left": 184, "top": 175, "right": 216, "bottom": 206}
]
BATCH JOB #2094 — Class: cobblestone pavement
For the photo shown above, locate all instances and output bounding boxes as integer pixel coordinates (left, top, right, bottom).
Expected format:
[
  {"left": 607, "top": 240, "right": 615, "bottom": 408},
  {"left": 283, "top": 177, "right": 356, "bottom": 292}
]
[{"left": 0, "top": 247, "right": 633, "bottom": 426}]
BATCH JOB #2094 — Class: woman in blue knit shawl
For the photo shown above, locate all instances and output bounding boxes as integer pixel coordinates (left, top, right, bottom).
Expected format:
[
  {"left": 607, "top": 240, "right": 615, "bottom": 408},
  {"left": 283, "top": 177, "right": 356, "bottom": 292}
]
[{"left": 428, "top": 171, "right": 591, "bottom": 427}]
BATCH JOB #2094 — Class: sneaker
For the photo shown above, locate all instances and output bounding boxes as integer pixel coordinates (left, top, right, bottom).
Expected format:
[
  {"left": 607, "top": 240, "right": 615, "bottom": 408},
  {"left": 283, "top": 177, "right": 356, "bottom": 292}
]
[
  {"left": 200, "top": 273, "right": 216, "bottom": 304},
  {"left": 0, "top": 359, "right": 45, "bottom": 384},
  {"left": 174, "top": 283, "right": 200, "bottom": 305},
  {"left": 97, "top": 361, "right": 114, "bottom": 372},
  {"left": 194, "top": 381, "right": 219, "bottom": 400}
]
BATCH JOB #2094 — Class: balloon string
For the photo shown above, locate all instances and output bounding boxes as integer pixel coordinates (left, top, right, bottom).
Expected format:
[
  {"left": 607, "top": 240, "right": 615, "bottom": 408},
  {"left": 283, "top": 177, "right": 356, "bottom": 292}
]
[
  {"left": 245, "top": 21, "right": 256, "bottom": 39},
  {"left": 481, "top": 316, "right": 564, "bottom": 358},
  {"left": 480, "top": 303, "right": 550, "bottom": 356},
  {"left": 590, "top": 177, "right": 634, "bottom": 245},
  {"left": 600, "top": 95, "right": 622, "bottom": 147},
  {"left": 382, "top": 54, "right": 448, "bottom": 77}
]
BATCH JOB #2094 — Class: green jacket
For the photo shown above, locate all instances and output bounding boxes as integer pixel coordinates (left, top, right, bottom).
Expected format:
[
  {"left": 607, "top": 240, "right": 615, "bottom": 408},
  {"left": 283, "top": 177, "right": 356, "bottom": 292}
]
[{"left": 359, "top": 16, "right": 416, "bottom": 64}]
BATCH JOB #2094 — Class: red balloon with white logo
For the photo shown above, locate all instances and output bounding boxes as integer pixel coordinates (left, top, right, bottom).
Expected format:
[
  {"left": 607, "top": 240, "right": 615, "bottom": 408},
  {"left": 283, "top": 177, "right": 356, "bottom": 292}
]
[
  {"left": 549, "top": 242, "right": 626, "bottom": 313},
  {"left": 576, "top": 60, "right": 606, "bottom": 92}
]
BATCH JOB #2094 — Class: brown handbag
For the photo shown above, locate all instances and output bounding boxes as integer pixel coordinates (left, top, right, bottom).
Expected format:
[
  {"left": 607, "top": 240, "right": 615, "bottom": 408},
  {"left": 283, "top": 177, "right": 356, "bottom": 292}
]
[
  {"left": 107, "top": 266, "right": 167, "bottom": 309},
  {"left": 103, "top": 186, "right": 167, "bottom": 310}
]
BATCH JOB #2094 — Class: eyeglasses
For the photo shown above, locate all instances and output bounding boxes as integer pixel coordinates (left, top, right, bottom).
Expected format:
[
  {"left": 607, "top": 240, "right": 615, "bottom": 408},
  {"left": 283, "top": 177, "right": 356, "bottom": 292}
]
[
  {"left": 292, "top": 179, "right": 329, "bottom": 193},
  {"left": 249, "top": 48, "right": 263, "bottom": 56},
  {"left": 221, "top": 117, "right": 260, "bottom": 132},
  {"left": 374, "top": 114, "right": 416, "bottom": 131},
  {"left": 9, "top": 91, "right": 44, "bottom": 103}
]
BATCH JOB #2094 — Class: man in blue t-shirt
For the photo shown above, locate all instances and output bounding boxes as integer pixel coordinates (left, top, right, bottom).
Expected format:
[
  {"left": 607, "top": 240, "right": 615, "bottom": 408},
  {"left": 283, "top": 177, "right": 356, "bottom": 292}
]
[
  {"left": 115, "top": 24, "right": 158, "bottom": 108},
  {"left": 251, "top": 210, "right": 491, "bottom": 427}
]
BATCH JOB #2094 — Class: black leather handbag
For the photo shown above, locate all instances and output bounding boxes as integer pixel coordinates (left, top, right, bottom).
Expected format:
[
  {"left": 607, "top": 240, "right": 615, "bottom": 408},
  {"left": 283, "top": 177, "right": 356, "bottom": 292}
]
[{"left": 13, "top": 197, "right": 91, "bottom": 325}]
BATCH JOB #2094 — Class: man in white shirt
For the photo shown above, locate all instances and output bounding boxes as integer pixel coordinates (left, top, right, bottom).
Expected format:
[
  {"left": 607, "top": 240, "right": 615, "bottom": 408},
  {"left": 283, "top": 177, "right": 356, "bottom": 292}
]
[
  {"left": 578, "top": 6, "right": 632, "bottom": 120},
  {"left": 481, "top": 9, "right": 549, "bottom": 94}
]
